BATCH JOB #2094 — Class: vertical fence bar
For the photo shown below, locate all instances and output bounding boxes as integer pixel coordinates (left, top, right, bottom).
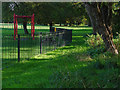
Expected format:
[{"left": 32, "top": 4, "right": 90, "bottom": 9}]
[
  {"left": 54, "top": 32, "right": 56, "bottom": 50},
  {"left": 40, "top": 32, "right": 42, "bottom": 54},
  {"left": 18, "top": 34, "right": 20, "bottom": 62}
]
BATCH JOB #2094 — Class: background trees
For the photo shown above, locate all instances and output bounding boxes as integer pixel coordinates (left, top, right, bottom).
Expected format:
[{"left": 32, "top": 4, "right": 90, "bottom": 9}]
[
  {"left": 2, "top": 2, "right": 120, "bottom": 54},
  {"left": 2, "top": 2, "right": 14, "bottom": 22},
  {"left": 2, "top": 2, "right": 88, "bottom": 26}
]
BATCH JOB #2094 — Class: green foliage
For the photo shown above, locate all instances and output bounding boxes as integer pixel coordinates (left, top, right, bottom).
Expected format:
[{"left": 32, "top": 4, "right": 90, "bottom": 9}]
[
  {"left": 112, "top": 17, "right": 120, "bottom": 36},
  {"left": 86, "top": 46, "right": 105, "bottom": 58},
  {"left": 2, "top": 2, "right": 14, "bottom": 22},
  {"left": 113, "top": 33, "right": 120, "bottom": 52},
  {"left": 112, "top": 2, "right": 120, "bottom": 36},
  {"left": 2, "top": 2, "right": 88, "bottom": 26},
  {"left": 85, "top": 33, "right": 104, "bottom": 48}
]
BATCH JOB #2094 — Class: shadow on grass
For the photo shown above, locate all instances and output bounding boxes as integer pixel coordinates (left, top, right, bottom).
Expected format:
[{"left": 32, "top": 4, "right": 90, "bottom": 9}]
[
  {"left": 2, "top": 26, "right": 94, "bottom": 88},
  {"left": 30, "top": 58, "right": 49, "bottom": 61},
  {"left": 2, "top": 26, "right": 119, "bottom": 88},
  {"left": 58, "top": 46, "right": 75, "bottom": 50},
  {"left": 2, "top": 47, "right": 92, "bottom": 87}
]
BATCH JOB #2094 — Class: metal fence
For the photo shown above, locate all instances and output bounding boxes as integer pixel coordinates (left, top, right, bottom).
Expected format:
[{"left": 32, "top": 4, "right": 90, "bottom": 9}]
[{"left": 2, "top": 29, "right": 72, "bottom": 69}]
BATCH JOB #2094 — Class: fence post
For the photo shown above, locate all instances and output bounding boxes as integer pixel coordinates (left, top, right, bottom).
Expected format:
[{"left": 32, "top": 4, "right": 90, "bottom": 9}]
[
  {"left": 18, "top": 34, "right": 20, "bottom": 62},
  {"left": 54, "top": 32, "right": 56, "bottom": 50},
  {"left": 40, "top": 32, "right": 42, "bottom": 54}
]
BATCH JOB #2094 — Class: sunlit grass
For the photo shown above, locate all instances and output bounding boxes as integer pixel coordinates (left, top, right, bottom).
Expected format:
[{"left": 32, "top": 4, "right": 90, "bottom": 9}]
[
  {"left": 54, "top": 26, "right": 93, "bottom": 30},
  {"left": 2, "top": 25, "right": 119, "bottom": 88},
  {"left": 2, "top": 26, "right": 93, "bottom": 88},
  {"left": 2, "top": 23, "right": 49, "bottom": 36}
]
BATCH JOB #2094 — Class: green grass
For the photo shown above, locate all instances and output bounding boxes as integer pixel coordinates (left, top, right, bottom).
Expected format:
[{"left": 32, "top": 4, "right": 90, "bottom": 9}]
[
  {"left": 2, "top": 25, "right": 65, "bottom": 69},
  {"left": 2, "top": 25, "right": 120, "bottom": 88},
  {"left": 1, "top": 23, "right": 49, "bottom": 36}
]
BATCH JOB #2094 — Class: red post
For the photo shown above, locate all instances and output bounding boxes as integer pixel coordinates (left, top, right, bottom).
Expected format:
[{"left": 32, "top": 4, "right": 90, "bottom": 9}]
[
  {"left": 14, "top": 13, "right": 16, "bottom": 40},
  {"left": 33, "top": 14, "right": 35, "bottom": 40},
  {"left": 31, "top": 17, "right": 33, "bottom": 37},
  {"left": 16, "top": 18, "right": 18, "bottom": 37}
]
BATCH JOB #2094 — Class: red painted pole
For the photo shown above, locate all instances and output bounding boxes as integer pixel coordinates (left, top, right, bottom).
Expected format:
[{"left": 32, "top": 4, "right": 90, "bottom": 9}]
[
  {"left": 33, "top": 14, "right": 35, "bottom": 40},
  {"left": 14, "top": 13, "right": 16, "bottom": 40},
  {"left": 31, "top": 17, "right": 33, "bottom": 37},
  {"left": 16, "top": 18, "right": 18, "bottom": 37}
]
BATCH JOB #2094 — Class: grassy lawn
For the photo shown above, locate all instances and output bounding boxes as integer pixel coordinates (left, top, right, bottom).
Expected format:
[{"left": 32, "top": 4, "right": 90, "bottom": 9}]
[
  {"left": 2, "top": 24, "right": 50, "bottom": 69},
  {"left": 2, "top": 25, "right": 120, "bottom": 88}
]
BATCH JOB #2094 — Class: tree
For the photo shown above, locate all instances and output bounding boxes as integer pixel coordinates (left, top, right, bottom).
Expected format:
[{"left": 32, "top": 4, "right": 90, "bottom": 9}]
[
  {"left": 2, "top": 2, "right": 14, "bottom": 22},
  {"left": 3, "top": 2, "right": 87, "bottom": 26},
  {"left": 84, "top": 2, "right": 118, "bottom": 54},
  {"left": 23, "top": 18, "right": 29, "bottom": 34}
]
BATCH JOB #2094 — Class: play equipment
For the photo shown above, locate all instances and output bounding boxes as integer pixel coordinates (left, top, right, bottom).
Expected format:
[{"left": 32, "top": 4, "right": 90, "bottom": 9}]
[{"left": 14, "top": 13, "right": 35, "bottom": 40}]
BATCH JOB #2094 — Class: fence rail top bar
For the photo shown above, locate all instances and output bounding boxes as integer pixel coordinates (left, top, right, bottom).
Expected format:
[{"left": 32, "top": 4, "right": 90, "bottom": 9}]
[{"left": 15, "top": 15, "right": 32, "bottom": 18}]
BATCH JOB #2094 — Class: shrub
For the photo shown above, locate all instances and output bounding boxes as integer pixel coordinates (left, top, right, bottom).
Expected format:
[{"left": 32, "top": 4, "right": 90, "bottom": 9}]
[
  {"left": 113, "top": 33, "right": 120, "bottom": 52},
  {"left": 85, "top": 33, "right": 105, "bottom": 57},
  {"left": 85, "top": 33, "right": 104, "bottom": 48}
]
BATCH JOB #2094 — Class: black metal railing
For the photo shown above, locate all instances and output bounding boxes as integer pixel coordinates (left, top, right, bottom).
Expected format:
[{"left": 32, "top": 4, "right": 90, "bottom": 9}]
[
  {"left": 2, "top": 28, "right": 72, "bottom": 69},
  {"left": 2, "top": 35, "right": 18, "bottom": 68}
]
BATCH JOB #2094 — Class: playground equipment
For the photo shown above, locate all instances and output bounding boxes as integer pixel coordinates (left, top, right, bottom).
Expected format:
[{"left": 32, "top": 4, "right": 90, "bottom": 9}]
[{"left": 14, "top": 13, "right": 35, "bottom": 40}]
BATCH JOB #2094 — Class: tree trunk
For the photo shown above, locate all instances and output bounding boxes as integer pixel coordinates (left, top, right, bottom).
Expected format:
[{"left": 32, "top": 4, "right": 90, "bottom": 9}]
[
  {"left": 23, "top": 20, "right": 29, "bottom": 34},
  {"left": 88, "top": 18, "right": 92, "bottom": 27},
  {"left": 84, "top": 3, "right": 97, "bottom": 35},
  {"left": 50, "top": 22, "right": 52, "bottom": 32},
  {"left": 60, "top": 23, "right": 62, "bottom": 26},
  {"left": 84, "top": 3, "right": 118, "bottom": 54}
]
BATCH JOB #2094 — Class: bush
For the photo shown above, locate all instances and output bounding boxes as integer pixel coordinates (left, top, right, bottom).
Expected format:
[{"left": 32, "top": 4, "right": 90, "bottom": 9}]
[
  {"left": 113, "top": 33, "right": 120, "bottom": 52},
  {"left": 85, "top": 33, "right": 104, "bottom": 48},
  {"left": 85, "top": 33, "right": 105, "bottom": 57},
  {"left": 49, "top": 33, "right": 120, "bottom": 88}
]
